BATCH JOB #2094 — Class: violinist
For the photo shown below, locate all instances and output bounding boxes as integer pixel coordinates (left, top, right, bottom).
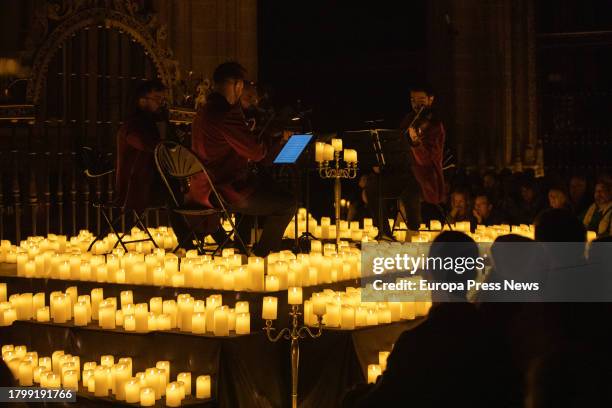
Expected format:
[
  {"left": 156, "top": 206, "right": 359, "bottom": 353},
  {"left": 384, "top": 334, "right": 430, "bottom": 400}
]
[
  {"left": 402, "top": 84, "right": 446, "bottom": 210},
  {"left": 364, "top": 84, "right": 445, "bottom": 239}
]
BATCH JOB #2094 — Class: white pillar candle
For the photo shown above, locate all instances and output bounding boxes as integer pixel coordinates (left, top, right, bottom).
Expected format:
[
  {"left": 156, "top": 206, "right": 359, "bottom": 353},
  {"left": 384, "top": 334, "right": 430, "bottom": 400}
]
[
  {"left": 32, "top": 292, "right": 45, "bottom": 312},
  {"left": 247, "top": 257, "right": 265, "bottom": 291},
  {"left": 156, "top": 361, "right": 171, "bottom": 384},
  {"left": 311, "top": 293, "right": 327, "bottom": 316},
  {"left": 213, "top": 307, "right": 229, "bottom": 336},
  {"left": 116, "top": 310, "right": 124, "bottom": 327},
  {"left": 33, "top": 366, "right": 46, "bottom": 383},
  {"left": 177, "top": 372, "right": 191, "bottom": 395},
  {"left": 288, "top": 287, "right": 303, "bottom": 305},
  {"left": 262, "top": 297, "right": 278, "bottom": 320},
  {"left": 139, "top": 386, "right": 155, "bottom": 406},
  {"left": 235, "top": 301, "right": 249, "bottom": 314},
  {"left": 135, "top": 303, "right": 148, "bottom": 332},
  {"left": 91, "top": 288, "right": 103, "bottom": 320},
  {"left": 341, "top": 306, "right": 355, "bottom": 329},
  {"left": 150, "top": 297, "right": 163, "bottom": 315},
  {"left": 343, "top": 149, "right": 357, "bottom": 163},
  {"left": 366, "top": 309, "right": 378, "bottom": 326},
  {"left": 18, "top": 361, "right": 33, "bottom": 386},
  {"left": 192, "top": 312, "right": 206, "bottom": 334},
  {"left": 324, "top": 303, "right": 340, "bottom": 327},
  {"left": 82, "top": 369, "right": 94, "bottom": 388},
  {"left": 63, "top": 370, "right": 78, "bottom": 390},
  {"left": 367, "top": 364, "right": 382, "bottom": 384},
  {"left": 265, "top": 275, "right": 279, "bottom": 292},
  {"left": 235, "top": 313, "right": 250, "bottom": 335},
  {"left": 99, "top": 303, "right": 116, "bottom": 329},
  {"left": 178, "top": 297, "right": 194, "bottom": 332},
  {"left": 165, "top": 382, "right": 182, "bottom": 407},
  {"left": 314, "top": 142, "right": 325, "bottom": 162},
  {"left": 53, "top": 296, "right": 68, "bottom": 323},
  {"left": 36, "top": 306, "right": 50, "bottom": 322},
  {"left": 377, "top": 308, "right": 392, "bottom": 324},
  {"left": 400, "top": 302, "right": 416, "bottom": 320},
  {"left": 147, "top": 312, "right": 157, "bottom": 331},
  {"left": 204, "top": 296, "right": 220, "bottom": 332},
  {"left": 120, "top": 291, "right": 133, "bottom": 309},
  {"left": 114, "top": 363, "right": 130, "bottom": 400},
  {"left": 94, "top": 365, "right": 110, "bottom": 396},
  {"left": 196, "top": 375, "right": 211, "bottom": 399},
  {"left": 73, "top": 302, "right": 88, "bottom": 326},
  {"left": 125, "top": 379, "right": 141, "bottom": 403},
  {"left": 379, "top": 351, "right": 390, "bottom": 371},
  {"left": 157, "top": 314, "right": 171, "bottom": 330},
  {"left": 124, "top": 315, "right": 136, "bottom": 331},
  {"left": 332, "top": 137, "right": 343, "bottom": 152},
  {"left": 51, "top": 350, "right": 64, "bottom": 374},
  {"left": 45, "top": 372, "right": 61, "bottom": 388}
]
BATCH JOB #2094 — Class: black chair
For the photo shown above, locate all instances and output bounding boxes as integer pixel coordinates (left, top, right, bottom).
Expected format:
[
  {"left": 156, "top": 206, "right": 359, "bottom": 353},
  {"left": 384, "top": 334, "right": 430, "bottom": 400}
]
[
  {"left": 153, "top": 141, "right": 249, "bottom": 256},
  {"left": 80, "top": 146, "right": 160, "bottom": 253}
]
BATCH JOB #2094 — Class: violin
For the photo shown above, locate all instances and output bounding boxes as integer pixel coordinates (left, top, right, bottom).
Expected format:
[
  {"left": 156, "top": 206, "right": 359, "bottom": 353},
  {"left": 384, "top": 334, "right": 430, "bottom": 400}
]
[{"left": 403, "top": 105, "right": 434, "bottom": 144}]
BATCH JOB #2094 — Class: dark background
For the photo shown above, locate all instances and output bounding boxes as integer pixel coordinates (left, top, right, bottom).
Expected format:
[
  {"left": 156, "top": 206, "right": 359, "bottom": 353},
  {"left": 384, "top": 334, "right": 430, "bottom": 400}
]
[{"left": 258, "top": 1, "right": 428, "bottom": 132}]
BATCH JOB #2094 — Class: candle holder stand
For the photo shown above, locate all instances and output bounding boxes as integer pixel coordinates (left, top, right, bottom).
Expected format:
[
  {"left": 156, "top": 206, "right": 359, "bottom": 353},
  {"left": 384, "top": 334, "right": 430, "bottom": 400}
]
[
  {"left": 318, "top": 151, "right": 358, "bottom": 248},
  {"left": 264, "top": 305, "right": 323, "bottom": 408}
]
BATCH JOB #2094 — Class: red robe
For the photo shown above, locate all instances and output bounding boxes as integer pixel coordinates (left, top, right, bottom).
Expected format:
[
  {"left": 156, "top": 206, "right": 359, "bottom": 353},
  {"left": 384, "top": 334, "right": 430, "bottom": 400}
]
[
  {"left": 187, "top": 92, "right": 279, "bottom": 208},
  {"left": 400, "top": 114, "right": 446, "bottom": 205},
  {"left": 115, "top": 111, "right": 161, "bottom": 210}
]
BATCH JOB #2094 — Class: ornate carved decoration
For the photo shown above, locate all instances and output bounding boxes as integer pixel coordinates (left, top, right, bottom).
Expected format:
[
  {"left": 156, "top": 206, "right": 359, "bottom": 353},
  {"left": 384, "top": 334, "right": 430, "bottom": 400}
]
[{"left": 22, "top": 0, "right": 180, "bottom": 104}]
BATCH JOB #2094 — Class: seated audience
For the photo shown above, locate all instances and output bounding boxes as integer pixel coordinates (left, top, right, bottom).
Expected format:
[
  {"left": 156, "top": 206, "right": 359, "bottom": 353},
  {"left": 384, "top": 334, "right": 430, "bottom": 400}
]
[
  {"left": 515, "top": 180, "right": 545, "bottom": 225},
  {"left": 472, "top": 192, "right": 504, "bottom": 226},
  {"left": 547, "top": 186, "right": 571, "bottom": 211},
  {"left": 447, "top": 189, "right": 476, "bottom": 225},
  {"left": 568, "top": 174, "right": 590, "bottom": 217},
  {"left": 582, "top": 179, "right": 612, "bottom": 237}
]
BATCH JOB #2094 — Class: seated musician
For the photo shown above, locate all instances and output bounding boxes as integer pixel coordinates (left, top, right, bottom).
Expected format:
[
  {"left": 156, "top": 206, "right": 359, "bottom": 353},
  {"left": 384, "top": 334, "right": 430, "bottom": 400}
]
[
  {"left": 115, "top": 80, "right": 167, "bottom": 210},
  {"left": 364, "top": 84, "right": 445, "bottom": 239},
  {"left": 187, "top": 61, "right": 295, "bottom": 257}
]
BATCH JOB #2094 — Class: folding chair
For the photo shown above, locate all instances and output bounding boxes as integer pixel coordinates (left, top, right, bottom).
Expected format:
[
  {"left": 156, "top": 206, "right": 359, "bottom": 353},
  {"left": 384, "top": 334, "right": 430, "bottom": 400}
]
[
  {"left": 153, "top": 141, "right": 250, "bottom": 256},
  {"left": 79, "top": 147, "right": 160, "bottom": 253}
]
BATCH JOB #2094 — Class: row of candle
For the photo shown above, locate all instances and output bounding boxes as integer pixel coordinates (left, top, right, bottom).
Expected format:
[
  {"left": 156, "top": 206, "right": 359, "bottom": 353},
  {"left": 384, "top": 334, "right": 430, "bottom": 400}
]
[
  {"left": 2, "top": 344, "right": 212, "bottom": 406},
  {"left": 0, "top": 285, "right": 251, "bottom": 336},
  {"left": 10, "top": 244, "right": 363, "bottom": 291},
  {"left": 261, "top": 287, "right": 431, "bottom": 329},
  {"left": 285, "top": 215, "right": 379, "bottom": 241}
]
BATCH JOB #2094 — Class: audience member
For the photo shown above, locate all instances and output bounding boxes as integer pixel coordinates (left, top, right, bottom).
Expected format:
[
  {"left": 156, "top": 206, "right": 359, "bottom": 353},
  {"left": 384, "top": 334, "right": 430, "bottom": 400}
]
[
  {"left": 568, "top": 174, "right": 590, "bottom": 217},
  {"left": 582, "top": 179, "right": 612, "bottom": 237},
  {"left": 472, "top": 192, "right": 504, "bottom": 226},
  {"left": 447, "top": 189, "right": 476, "bottom": 225},
  {"left": 515, "top": 180, "right": 545, "bottom": 225},
  {"left": 547, "top": 186, "right": 570, "bottom": 211}
]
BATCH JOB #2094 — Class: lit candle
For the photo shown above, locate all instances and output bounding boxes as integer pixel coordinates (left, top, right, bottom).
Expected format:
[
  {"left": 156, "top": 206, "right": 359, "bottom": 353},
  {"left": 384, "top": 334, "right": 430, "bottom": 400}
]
[
  {"left": 325, "top": 303, "right": 340, "bottom": 327},
  {"left": 191, "top": 312, "right": 206, "bottom": 334},
  {"left": 341, "top": 306, "right": 355, "bottom": 329},
  {"left": 196, "top": 375, "right": 211, "bottom": 399},
  {"left": 331, "top": 138, "right": 343, "bottom": 152},
  {"left": 94, "top": 365, "right": 110, "bottom": 396},
  {"left": 165, "top": 381, "right": 183, "bottom": 407},
  {"left": 114, "top": 363, "right": 130, "bottom": 400},
  {"left": 45, "top": 372, "right": 61, "bottom": 388},
  {"left": 36, "top": 306, "right": 50, "bottom": 322},
  {"left": 135, "top": 303, "right": 148, "bottom": 332},
  {"left": 355, "top": 307, "right": 367, "bottom": 326},
  {"left": 265, "top": 275, "right": 279, "bottom": 292},
  {"left": 177, "top": 372, "right": 191, "bottom": 396},
  {"left": 379, "top": 351, "right": 390, "bottom": 371},
  {"left": 74, "top": 301, "right": 88, "bottom": 326},
  {"left": 139, "top": 386, "right": 155, "bottom": 406},
  {"left": 150, "top": 297, "right": 163, "bottom": 315},
  {"left": 323, "top": 144, "right": 334, "bottom": 161},
  {"left": 124, "top": 315, "right": 136, "bottom": 331},
  {"left": 343, "top": 149, "right": 357, "bottom": 163},
  {"left": 235, "top": 301, "right": 249, "bottom": 314},
  {"left": 262, "top": 297, "right": 278, "bottom": 320},
  {"left": 288, "top": 287, "right": 303, "bottom": 305},
  {"left": 0, "top": 283, "right": 6, "bottom": 302},
  {"left": 213, "top": 307, "right": 229, "bottom": 336},
  {"left": 18, "top": 361, "right": 33, "bottom": 386},
  {"left": 367, "top": 364, "right": 382, "bottom": 384},
  {"left": 125, "top": 379, "right": 141, "bottom": 403},
  {"left": 82, "top": 369, "right": 94, "bottom": 388},
  {"left": 235, "top": 313, "right": 250, "bottom": 335},
  {"left": 311, "top": 293, "right": 327, "bottom": 316},
  {"left": 63, "top": 370, "right": 78, "bottom": 390},
  {"left": 91, "top": 288, "right": 103, "bottom": 320},
  {"left": 315, "top": 142, "right": 325, "bottom": 162},
  {"left": 120, "top": 291, "right": 133, "bottom": 309},
  {"left": 247, "top": 257, "right": 265, "bottom": 291},
  {"left": 400, "top": 301, "right": 416, "bottom": 320}
]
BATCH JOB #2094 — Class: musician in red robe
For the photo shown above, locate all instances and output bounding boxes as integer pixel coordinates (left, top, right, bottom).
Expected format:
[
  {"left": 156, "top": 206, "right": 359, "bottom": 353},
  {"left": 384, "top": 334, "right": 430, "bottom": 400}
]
[
  {"left": 364, "top": 85, "right": 445, "bottom": 238},
  {"left": 187, "top": 62, "right": 295, "bottom": 257},
  {"left": 115, "top": 80, "right": 166, "bottom": 211}
]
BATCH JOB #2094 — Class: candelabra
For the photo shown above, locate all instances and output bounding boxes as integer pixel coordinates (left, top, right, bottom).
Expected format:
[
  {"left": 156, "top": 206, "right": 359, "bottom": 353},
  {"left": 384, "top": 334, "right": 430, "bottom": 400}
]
[
  {"left": 264, "top": 305, "right": 324, "bottom": 408},
  {"left": 318, "top": 151, "right": 358, "bottom": 248}
]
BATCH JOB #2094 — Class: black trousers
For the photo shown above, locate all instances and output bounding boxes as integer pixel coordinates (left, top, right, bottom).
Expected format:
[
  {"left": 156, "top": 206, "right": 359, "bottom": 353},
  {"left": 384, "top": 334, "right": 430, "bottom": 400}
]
[
  {"left": 364, "top": 171, "right": 421, "bottom": 235},
  {"left": 228, "top": 182, "right": 296, "bottom": 257}
]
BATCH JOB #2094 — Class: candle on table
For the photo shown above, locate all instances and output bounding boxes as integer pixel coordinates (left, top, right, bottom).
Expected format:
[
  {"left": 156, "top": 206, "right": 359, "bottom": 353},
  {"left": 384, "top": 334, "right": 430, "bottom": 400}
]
[
  {"left": 367, "top": 364, "right": 382, "bottom": 384},
  {"left": 192, "top": 312, "right": 206, "bottom": 334},
  {"left": 125, "top": 379, "right": 141, "bottom": 403},
  {"left": 63, "top": 370, "right": 78, "bottom": 390},
  {"left": 33, "top": 366, "right": 46, "bottom": 383},
  {"left": 18, "top": 361, "right": 33, "bottom": 386},
  {"left": 235, "top": 312, "right": 250, "bottom": 335},
  {"left": 150, "top": 297, "right": 163, "bottom": 315},
  {"left": 36, "top": 306, "right": 50, "bottom": 322},
  {"left": 114, "top": 363, "right": 130, "bottom": 400},
  {"left": 213, "top": 307, "right": 229, "bottom": 336},
  {"left": 82, "top": 369, "right": 94, "bottom": 388},
  {"left": 45, "top": 372, "right": 61, "bottom": 388},
  {"left": 247, "top": 257, "right": 264, "bottom": 291},
  {"left": 139, "top": 386, "right": 155, "bottom": 406},
  {"left": 165, "top": 382, "right": 183, "bottom": 407},
  {"left": 120, "top": 291, "right": 133, "bottom": 309},
  {"left": 196, "top": 375, "right": 211, "bottom": 399},
  {"left": 262, "top": 296, "right": 278, "bottom": 320},
  {"left": 177, "top": 372, "right": 191, "bottom": 396},
  {"left": 135, "top": 303, "right": 148, "bottom": 332},
  {"left": 235, "top": 301, "right": 249, "bottom": 314},
  {"left": 91, "top": 288, "right": 103, "bottom": 320},
  {"left": 156, "top": 361, "right": 170, "bottom": 383},
  {"left": 73, "top": 301, "right": 88, "bottom": 326},
  {"left": 94, "top": 365, "right": 110, "bottom": 396},
  {"left": 341, "top": 306, "right": 355, "bottom": 329}
]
